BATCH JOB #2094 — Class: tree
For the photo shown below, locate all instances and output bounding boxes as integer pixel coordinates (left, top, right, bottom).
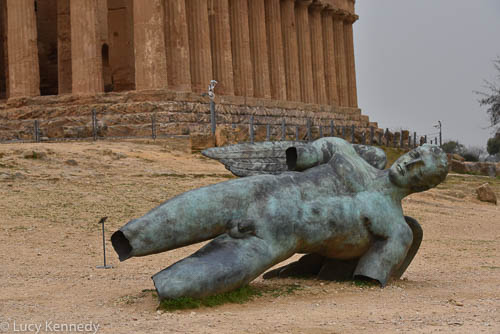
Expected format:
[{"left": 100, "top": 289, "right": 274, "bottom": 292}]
[
  {"left": 487, "top": 135, "right": 500, "bottom": 155},
  {"left": 477, "top": 57, "right": 500, "bottom": 130},
  {"left": 462, "top": 146, "right": 484, "bottom": 162},
  {"left": 441, "top": 140, "right": 465, "bottom": 155}
]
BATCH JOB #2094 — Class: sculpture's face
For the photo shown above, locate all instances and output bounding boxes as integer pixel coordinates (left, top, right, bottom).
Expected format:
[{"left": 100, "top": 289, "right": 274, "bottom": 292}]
[{"left": 389, "top": 144, "right": 448, "bottom": 193}]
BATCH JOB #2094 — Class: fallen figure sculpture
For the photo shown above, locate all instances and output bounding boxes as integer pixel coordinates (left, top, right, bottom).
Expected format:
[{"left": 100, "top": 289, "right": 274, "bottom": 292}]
[{"left": 111, "top": 138, "right": 448, "bottom": 300}]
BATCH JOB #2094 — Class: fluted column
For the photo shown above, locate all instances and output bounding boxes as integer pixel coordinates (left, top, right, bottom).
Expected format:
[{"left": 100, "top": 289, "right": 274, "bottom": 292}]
[
  {"left": 0, "top": 0, "right": 7, "bottom": 98},
  {"left": 70, "top": 0, "right": 103, "bottom": 94},
  {"left": 332, "top": 11, "right": 348, "bottom": 107},
  {"left": 133, "top": 0, "right": 168, "bottom": 90},
  {"left": 248, "top": 0, "right": 271, "bottom": 98},
  {"left": 165, "top": 0, "right": 192, "bottom": 91},
  {"left": 344, "top": 16, "right": 358, "bottom": 108},
  {"left": 57, "top": 0, "right": 72, "bottom": 94},
  {"left": 186, "top": 0, "right": 213, "bottom": 93},
  {"left": 208, "top": 0, "right": 234, "bottom": 95},
  {"left": 309, "top": 1, "right": 327, "bottom": 105},
  {"left": 265, "top": 0, "right": 286, "bottom": 101},
  {"left": 280, "top": 0, "right": 300, "bottom": 101},
  {"left": 6, "top": 0, "right": 40, "bottom": 97},
  {"left": 229, "top": 0, "right": 253, "bottom": 97},
  {"left": 321, "top": 6, "right": 338, "bottom": 105},
  {"left": 295, "top": 0, "right": 314, "bottom": 103}
]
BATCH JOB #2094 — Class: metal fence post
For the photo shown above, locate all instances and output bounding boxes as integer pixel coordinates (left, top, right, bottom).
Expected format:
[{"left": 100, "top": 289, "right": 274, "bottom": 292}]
[
  {"left": 266, "top": 124, "right": 271, "bottom": 141},
  {"left": 330, "top": 120, "right": 334, "bottom": 137},
  {"left": 307, "top": 119, "right": 312, "bottom": 142},
  {"left": 92, "top": 109, "right": 97, "bottom": 141},
  {"left": 281, "top": 119, "right": 286, "bottom": 141},
  {"left": 151, "top": 114, "right": 157, "bottom": 140},
  {"left": 424, "top": 135, "right": 427, "bottom": 144},
  {"left": 249, "top": 116, "right": 254, "bottom": 144},
  {"left": 342, "top": 126, "right": 346, "bottom": 139},
  {"left": 393, "top": 133, "right": 397, "bottom": 148},
  {"left": 33, "top": 120, "right": 40, "bottom": 143},
  {"left": 362, "top": 130, "right": 366, "bottom": 145},
  {"left": 414, "top": 132, "right": 417, "bottom": 148},
  {"left": 378, "top": 131, "right": 382, "bottom": 146},
  {"left": 319, "top": 125, "right": 323, "bottom": 138},
  {"left": 351, "top": 124, "right": 355, "bottom": 143},
  {"left": 400, "top": 132, "right": 404, "bottom": 148},
  {"left": 208, "top": 80, "right": 218, "bottom": 135},
  {"left": 295, "top": 126, "right": 299, "bottom": 141}
]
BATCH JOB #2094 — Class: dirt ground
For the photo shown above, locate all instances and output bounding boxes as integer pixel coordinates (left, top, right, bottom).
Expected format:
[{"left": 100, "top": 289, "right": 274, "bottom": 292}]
[{"left": 0, "top": 139, "right": 498, "bottom": 334}]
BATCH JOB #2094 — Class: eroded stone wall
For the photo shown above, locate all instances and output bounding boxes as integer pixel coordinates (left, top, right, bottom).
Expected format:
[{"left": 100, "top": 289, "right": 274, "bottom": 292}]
[{"left": 0, "top": 90, "right": 377, "bottom": 141}]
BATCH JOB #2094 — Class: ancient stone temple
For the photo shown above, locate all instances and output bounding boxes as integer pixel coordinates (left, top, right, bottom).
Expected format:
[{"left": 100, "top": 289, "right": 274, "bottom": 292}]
[{"left": 0, "top": 0, "right": 379, "bottom": 141}]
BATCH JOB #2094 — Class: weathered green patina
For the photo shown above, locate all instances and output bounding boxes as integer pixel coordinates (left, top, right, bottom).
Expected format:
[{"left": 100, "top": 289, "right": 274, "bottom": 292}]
[{"left": 111, "top": 138, "right": 448, "bottom": 300}]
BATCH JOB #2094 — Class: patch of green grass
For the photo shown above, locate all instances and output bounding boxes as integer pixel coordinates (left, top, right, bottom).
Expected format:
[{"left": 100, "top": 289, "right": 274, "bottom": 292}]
[
  {"left": 269, "top": 284, "right": 304, "bottom": 297},
  {"left": 353, "top": 278, "right": 379, "bottom": 288},
  {"left": 157, "top": 283, "right": 305, "bottom": 312},
  {"left": 158, "top": 285, "right": 261, "bottom": 311}
]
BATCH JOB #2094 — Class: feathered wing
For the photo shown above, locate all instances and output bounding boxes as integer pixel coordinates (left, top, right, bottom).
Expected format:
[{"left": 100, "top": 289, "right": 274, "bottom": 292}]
[
  {"left": 202, "top": 140, "right": 387, "bottom": 177},
  {"left": 202, "top": 141, "right": 306, "bottom": 177}
]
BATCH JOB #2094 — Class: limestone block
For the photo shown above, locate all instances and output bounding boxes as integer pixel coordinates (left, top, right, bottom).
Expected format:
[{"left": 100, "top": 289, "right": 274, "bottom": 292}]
[
  {"left": 476, "top": 183, "right": 497, "bottom": 205},
  {"left": 190, "top": 133, "right": 215, "bottom": 153},
  {"left": 215, "top": 125, "right": 248, "bottom": 147}
]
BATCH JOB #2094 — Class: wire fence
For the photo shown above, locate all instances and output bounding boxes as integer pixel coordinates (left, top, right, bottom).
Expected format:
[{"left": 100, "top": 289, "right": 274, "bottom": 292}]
[{"left": 0, "top": 111, "right": 432, "bottom": 151}]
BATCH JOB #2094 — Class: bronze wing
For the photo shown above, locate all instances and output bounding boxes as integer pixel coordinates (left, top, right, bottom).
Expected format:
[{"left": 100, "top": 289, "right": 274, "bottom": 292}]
[{"left": 202, "top": 139, "right": 387, "bottom": 177}]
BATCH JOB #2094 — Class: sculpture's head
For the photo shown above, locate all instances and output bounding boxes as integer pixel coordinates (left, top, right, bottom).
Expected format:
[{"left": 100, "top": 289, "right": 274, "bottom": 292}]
[{"left": 389, "top": 144, "right": 448, "bottom": 193}]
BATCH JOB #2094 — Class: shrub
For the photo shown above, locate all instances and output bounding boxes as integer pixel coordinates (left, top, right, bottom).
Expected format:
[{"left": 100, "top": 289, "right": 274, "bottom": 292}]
[
  {"left": 487, "top": 136, "right": 500, "bottom": 155},
  {"left": 441, "top": 140, "right": 465, "bottom": 155}
]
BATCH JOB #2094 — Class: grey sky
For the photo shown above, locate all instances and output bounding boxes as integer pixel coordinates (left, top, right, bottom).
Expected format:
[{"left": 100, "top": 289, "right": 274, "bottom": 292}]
[{"left": 354, "top": 0, "right": 500, "bottom": 148}]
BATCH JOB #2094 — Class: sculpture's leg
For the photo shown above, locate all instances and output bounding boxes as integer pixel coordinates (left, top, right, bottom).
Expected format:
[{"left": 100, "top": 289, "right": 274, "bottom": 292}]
[
  {"left": 152, "top": 234, "right": 294, "bottom": 300},
  {"left": 353, "top": 221, "right": 413, "bottom": 286},
  {"left": 392, "top": 216, "right": 423, "bottom": 279},
  {"left": 111, "top": 180, "right": 251, "bottom": 261}
]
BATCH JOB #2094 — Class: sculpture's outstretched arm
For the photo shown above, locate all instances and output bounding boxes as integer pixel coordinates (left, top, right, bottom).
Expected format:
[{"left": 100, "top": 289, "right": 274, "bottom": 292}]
[
  {"left": 153, "top": 233, "right": 294, "bottom": 300},
  {"left": 392, "top": 216, "right": 423, "bottom": 279},
  {"left": 353, "top": 218, "right": 413, "bottom": 286}
]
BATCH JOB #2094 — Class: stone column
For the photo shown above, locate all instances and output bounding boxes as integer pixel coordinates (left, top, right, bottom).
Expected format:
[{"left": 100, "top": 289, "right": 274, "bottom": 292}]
[
  {"left": 295, "top": 0, "right": 314, "bottom": 104},
  {"left": 0, "top": 0, "right": 7, "bottom": 98},
  {"left": 280, "top": 0, "right": 300, "bottom": 101},
  {"left": 208, "top": 0, "right": 234, "bottom": 95},
  {"left": 332, "top": 11, "right": 348, "bottom": 107},
  {"left": 229, "top": 0, "right": 253, "bottom": 97},
  {"left": 248, "top": 0, "right": 271, "bottom": 99},
  {"left": 321, "top": 6, "right": 338, "bottom": 106},
  {"left": 165, "top": 0, "right": 192, "bottom": 91},
  {"left": 6, "top": 0, "right": 40, "bottom": 97},
  {"left": 185, "top": 0, "right": 213, "bottom": 93},
  {"left": 265, "top": 0, "right": 286, "bottom": 101},
  {"left": 344, "top": 16, "right": 358, "bottom": 108},
  {"left": 133, "top": 0, "right": 168, "bottom": 90},
  {"left": 57, "top": 0, "right": 72, "bottom": 94},
  {"left": 309, "top": 1, "right": 327, "bottom": 105},
  {"left": 70, "top": 0, "right": 103, "bottom": 94}
]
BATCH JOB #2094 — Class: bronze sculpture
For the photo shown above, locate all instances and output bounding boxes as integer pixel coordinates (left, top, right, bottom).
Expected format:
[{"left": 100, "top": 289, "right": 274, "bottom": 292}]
[{"left": 111, "top": 138, "right": 448, "bottom": 300}]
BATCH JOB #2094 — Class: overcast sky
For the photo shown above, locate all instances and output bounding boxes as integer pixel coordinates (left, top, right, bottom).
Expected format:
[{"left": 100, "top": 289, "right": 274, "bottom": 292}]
[{"left": 354, "top": 0, "right": 500, "bottom": 148}]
